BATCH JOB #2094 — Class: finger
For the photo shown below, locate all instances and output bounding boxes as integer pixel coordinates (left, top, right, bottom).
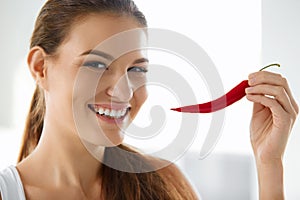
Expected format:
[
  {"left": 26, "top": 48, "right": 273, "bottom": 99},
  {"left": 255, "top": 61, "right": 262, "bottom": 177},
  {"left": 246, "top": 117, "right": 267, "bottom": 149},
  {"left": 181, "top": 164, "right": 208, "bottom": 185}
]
[
  {"left": 248, "top": 71, "right": 299, "bottom": 114},
  {"left": 246, "top": 94, "right": 288, "bottom": 121},
  {"left": 248, "top": 71, "right": 282, "bottom": 86},
  {"left": 252, "top": 101, "right": 265, "bottom": 115},
  {"left": 245, "top": 84, "right": 295, "bottom": 115},
  {"left": 246, "top": 94, "right": 296, "bottom": 129}
]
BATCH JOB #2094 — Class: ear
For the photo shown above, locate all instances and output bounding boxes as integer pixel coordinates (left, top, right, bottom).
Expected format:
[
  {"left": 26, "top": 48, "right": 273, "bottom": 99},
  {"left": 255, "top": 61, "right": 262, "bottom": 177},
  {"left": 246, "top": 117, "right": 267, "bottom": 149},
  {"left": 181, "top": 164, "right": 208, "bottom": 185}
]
[{"left": 27, "top": 46, "right": 48, "bottom": 90}]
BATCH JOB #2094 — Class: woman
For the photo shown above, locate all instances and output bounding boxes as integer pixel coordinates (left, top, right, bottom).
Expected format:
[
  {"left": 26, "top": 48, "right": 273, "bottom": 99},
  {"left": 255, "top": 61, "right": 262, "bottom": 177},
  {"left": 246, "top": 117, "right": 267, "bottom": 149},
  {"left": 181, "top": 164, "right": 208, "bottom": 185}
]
[{"left": 0, "top": 0, "right": 298, "bottom": 199}]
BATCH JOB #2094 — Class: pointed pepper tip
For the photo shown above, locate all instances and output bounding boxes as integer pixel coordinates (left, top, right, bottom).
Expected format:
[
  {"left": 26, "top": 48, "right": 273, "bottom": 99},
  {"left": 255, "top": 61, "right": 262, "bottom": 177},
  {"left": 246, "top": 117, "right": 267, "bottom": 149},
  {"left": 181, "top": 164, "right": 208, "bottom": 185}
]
[{"left": 170, "top": 108, "right": 181, "bottom": 112}]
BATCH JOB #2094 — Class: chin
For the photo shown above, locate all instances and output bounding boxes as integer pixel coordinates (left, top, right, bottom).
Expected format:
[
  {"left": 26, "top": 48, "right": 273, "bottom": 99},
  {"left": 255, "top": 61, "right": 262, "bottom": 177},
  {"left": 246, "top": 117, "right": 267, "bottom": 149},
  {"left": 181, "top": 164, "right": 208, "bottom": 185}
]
[
  {"left": 83, "top": 132, "right": 126, "bottom": 161},
  {"left": 80, "top": 129, "right": 125, "bottom": 147}
]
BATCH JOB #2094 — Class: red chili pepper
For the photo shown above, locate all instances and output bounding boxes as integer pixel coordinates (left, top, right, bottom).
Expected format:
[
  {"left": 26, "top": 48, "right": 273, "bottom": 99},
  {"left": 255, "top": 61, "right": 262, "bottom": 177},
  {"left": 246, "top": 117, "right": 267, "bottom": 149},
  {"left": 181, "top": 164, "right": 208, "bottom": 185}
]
[{"left": 171, "top": 64, "right": 280, "bottom": 113}]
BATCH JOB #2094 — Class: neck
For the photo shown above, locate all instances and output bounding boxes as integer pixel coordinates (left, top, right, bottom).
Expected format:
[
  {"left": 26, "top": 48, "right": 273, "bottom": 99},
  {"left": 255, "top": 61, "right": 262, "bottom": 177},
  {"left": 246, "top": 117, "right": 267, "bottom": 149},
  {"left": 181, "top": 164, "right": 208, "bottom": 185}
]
[{"left": 19, "top": 117, "right": 104, "bottom": 191}]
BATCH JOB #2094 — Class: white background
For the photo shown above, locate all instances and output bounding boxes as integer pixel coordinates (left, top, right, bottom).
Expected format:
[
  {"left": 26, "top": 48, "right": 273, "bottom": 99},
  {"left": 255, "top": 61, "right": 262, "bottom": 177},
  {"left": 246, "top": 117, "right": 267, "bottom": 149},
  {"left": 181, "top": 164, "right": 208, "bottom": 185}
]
[{"left": 0, "top": 0, "right": 299, "bottom": 199}]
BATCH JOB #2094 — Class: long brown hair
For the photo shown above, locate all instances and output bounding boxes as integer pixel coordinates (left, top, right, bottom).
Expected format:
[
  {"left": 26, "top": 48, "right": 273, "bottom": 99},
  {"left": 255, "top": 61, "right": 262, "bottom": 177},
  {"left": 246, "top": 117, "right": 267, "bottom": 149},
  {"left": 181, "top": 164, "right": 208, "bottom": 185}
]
[{"left": 18, "top": 0, "right": 197, "bottom": 199}]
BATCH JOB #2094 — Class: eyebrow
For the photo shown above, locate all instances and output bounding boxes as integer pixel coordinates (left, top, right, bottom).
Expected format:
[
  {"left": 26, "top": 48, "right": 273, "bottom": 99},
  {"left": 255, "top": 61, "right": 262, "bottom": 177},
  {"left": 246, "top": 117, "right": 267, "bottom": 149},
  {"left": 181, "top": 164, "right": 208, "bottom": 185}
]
[
  {"left": 80, "top": 49, "right": 115, "bottom": 60},
  {"left": 80, "top": 49, "right": 149, "bottom": 65},
  {"left": 133, "top": 58, "right": 149, "bottom": 65}
]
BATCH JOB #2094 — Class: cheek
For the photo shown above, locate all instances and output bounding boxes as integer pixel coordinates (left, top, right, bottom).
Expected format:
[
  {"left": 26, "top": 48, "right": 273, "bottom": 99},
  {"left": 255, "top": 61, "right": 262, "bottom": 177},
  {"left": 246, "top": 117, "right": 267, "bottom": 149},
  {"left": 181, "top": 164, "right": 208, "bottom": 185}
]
[
  {"left": 51, "top": 76, "right": 74, "bottom": 105},
  {"left": 130, "top": 86, "right": 148, "bottom": 117},
  {"left": 46, "top": 66, "right": 78, "bottom": 117}
]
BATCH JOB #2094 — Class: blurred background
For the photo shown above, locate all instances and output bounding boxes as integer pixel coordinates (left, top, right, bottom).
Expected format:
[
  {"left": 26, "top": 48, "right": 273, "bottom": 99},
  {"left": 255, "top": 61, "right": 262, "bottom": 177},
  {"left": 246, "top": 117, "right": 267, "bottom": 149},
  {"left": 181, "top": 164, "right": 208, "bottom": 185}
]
[{"left": 0, "top": 0, "right": 299, "bottom": 199}]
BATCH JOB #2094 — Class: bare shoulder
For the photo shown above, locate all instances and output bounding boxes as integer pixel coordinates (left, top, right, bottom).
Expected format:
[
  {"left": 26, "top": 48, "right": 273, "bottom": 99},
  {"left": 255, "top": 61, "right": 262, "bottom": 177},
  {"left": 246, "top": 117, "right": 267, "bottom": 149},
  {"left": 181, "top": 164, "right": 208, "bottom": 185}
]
[{"left": 146, "top": 156, "right": 199, "bottom": 199}]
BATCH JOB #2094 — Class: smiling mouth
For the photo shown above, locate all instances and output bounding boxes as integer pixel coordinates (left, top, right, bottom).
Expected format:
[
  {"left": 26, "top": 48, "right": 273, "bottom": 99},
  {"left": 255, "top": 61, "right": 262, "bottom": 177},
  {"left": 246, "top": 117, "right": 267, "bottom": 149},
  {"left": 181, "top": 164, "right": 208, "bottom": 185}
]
[{"left": 88, "top": 104, "right": 131, "bottom": 119}]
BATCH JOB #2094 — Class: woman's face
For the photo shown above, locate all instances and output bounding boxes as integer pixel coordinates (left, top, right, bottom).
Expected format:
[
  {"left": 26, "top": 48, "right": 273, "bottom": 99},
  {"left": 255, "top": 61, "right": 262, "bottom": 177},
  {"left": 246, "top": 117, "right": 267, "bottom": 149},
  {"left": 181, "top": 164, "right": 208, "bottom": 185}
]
[{"left": 44, "top": 14, "right": 148, "bottom": 146}]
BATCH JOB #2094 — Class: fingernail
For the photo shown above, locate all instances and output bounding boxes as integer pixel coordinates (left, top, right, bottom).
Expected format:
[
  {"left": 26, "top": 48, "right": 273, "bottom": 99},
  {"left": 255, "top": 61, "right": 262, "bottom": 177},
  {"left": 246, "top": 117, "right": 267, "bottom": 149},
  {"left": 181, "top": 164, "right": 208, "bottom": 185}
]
[
  {"left": 245, "top": 87, "right": 253, "bottom": 93},
  {"left": 249, "top": 73, "right": 255, "bottom": 78},
  {"left": 248, "top": 77, "right": 255, "bottom": 85}
]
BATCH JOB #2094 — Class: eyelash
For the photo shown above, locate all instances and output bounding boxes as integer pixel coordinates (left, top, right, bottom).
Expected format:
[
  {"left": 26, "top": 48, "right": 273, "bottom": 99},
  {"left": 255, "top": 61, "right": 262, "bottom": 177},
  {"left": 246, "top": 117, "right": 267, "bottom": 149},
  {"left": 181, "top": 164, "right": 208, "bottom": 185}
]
[
  {"left": 128, "top": 66, "right": 148, "bottom": 73},
  {"left": 83, "top": 61, "right": 148, "bottom": 73},
  {"left": 82, "top": 61, "right": 106, "bottom": 69}
]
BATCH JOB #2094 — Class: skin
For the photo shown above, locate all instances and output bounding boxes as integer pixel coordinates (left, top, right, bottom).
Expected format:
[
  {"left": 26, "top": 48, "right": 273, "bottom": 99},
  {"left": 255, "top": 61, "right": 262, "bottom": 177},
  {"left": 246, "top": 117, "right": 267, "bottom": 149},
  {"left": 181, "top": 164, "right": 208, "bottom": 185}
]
[
  {"left": 12, "top": 14, "right": 198, "bottom": 200},
  {"left": 16, "top": 14, "right": 151, "bottom": 199},
  {"left": 0, "top": 14, "right": 298, "bottom": 200},
  {"left": 246, "top": 72, "right": 298, "bottom": 199}
]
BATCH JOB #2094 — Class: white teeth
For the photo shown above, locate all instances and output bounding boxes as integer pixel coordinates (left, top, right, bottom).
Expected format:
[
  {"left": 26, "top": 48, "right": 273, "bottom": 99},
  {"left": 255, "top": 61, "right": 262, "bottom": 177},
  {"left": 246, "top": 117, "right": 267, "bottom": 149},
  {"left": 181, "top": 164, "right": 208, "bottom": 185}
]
[
  {"left": 104, "top": 109, "right": 110, "bottom": 116},
  {"left": 121, "top": 108, "right": 127, "bottom": 116},
  {"left": 92, "top": 105, "right": 128, "bottom": 118},
  {"left": 116, "top": 110, "right": 122, "bottom": 118},
  {"left": 110, "top": 110, "right": 117, "bottom": 117},
  {"left": 98, "top": 107, "right": 104, "bottom": 115}
]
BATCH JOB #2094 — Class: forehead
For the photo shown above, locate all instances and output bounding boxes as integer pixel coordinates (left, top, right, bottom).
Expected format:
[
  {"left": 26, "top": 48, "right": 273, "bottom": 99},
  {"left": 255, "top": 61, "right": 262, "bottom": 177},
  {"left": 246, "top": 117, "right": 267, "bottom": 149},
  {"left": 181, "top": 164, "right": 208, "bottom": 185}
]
[{"left": 60, "top": 14, "right": 147, "bottom": 56}]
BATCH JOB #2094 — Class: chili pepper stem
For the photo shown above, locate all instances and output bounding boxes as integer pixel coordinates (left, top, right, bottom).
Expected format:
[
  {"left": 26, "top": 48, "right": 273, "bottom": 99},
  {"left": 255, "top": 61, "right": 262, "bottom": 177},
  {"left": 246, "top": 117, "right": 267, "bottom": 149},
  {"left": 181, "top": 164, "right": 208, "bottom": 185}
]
[{"left": 259, "top": 63, "right": 280, "bottom": 71}]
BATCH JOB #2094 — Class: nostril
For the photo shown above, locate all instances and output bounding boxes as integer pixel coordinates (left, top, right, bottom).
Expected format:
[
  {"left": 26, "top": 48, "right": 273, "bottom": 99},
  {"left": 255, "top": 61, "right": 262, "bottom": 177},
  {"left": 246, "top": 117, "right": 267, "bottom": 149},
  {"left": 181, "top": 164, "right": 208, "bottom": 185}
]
[
  {"left": 106, "top": 86, "right": 133, "bottom": 101},
  {"left": 104, "top": 73, "right": 134, "bottom": 101}
]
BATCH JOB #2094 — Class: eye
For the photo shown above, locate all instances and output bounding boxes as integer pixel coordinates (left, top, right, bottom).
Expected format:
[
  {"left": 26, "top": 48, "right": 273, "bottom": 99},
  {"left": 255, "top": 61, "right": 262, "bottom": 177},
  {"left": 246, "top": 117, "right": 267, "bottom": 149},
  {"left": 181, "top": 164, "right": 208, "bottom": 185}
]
[
  {"left": 82, "top": 61, "right": 107, "bottom": 69},
  {"left": 128, "top": 66, "right": 148, "bottom": 73}
]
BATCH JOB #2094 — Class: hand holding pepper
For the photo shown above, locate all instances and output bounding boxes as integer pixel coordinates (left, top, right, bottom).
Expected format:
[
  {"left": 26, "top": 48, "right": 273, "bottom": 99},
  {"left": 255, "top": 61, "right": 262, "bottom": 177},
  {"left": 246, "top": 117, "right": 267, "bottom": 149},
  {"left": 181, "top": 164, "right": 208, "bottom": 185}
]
[
  {"left": 171, "top": 63, "right": 298, "bottom": 199},
  {"left": 246, "top": 70, "right": 298, "bottom": 200}
]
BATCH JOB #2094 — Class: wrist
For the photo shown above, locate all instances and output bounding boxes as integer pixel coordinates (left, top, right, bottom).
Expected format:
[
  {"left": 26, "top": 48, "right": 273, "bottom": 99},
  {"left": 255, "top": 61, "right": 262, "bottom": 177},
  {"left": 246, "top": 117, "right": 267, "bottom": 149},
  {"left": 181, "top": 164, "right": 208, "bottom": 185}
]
[
  {"left": 255, "top": 158, "right": 285, "bottom": 200},
  {"left": 255, "top": 156, "right": 283, "bottom": 168}
]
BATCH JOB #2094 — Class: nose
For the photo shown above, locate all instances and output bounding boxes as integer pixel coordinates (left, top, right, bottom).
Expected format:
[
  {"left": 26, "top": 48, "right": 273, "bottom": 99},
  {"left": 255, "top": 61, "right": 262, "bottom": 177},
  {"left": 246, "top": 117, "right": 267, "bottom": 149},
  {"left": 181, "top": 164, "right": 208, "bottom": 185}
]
[{"left": 105, "top": 71, "right": 133, "bottom": 102}]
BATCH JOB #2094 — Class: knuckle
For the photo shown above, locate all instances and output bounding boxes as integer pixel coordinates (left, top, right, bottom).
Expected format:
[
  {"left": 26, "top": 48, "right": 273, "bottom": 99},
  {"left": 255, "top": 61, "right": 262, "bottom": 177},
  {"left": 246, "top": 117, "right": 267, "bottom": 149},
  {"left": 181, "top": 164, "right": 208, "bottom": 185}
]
[
  {"left": 274, "top": 86, "right": 285, "bottom": 96},
  {"left": 289, "top": 113, "right": 296, "bottom": 123},
  {"left": 281, "top": 77, "right": 288, "bottom": 85},
  {"left": 276, "top": 73, "right": 283, "bottom": 79},
  {"left": 281, "top": 112, "right": 292, "bottom": 122},
  {"left": 283, "top": 110, "right": 297, "bottom": 125}
]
